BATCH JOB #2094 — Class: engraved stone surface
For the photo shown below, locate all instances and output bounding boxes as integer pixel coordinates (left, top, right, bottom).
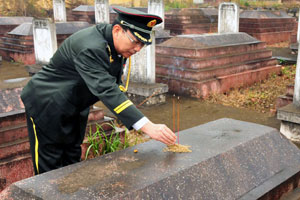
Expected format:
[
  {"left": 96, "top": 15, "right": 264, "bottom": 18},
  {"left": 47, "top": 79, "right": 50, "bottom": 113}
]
[{"left": 2, "top": 118, "right": 300, "bottom": 199}]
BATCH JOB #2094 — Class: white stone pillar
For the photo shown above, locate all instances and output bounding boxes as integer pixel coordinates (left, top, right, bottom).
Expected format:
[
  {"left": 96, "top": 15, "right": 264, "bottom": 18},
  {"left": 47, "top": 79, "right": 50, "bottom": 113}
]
[
  {"left": 294, "top": 42, "right": 300, "bottom": 106},
  {"left": 297, "top": 8, "right": 300, "bottom": 42},
  {"left": 148, "top": 0, "right": 164, "bottom": 29},
  {"left": 218, "top": 2, "right": 239, "bottom": 34},
  {"left": 193, "top": 0, "right": 204, "bottom": 4},
  {"left": 33, "top": 19, "right": 57, "bottom": 64},
  {"left": 53, "top": 0, "right": 66, "bottom": 22},
  {"left": 95, "top": 0, "right": 110, "bottom": 24},
  {"left": 126, "top": 31, "right": 155, "bottom": 84}
]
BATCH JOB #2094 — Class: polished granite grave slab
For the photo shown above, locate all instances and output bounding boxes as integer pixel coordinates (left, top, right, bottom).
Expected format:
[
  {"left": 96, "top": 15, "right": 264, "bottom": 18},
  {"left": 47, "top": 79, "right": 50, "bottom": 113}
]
[{"left": 1, "top": 118, "right": 300, "bottom": 199}]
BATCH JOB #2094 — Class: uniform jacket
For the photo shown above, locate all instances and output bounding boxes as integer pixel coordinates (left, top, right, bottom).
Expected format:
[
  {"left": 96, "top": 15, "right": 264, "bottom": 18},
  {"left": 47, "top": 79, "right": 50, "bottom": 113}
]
[{"left": 21, "top": 24, "right": 144, "bottom": 141}]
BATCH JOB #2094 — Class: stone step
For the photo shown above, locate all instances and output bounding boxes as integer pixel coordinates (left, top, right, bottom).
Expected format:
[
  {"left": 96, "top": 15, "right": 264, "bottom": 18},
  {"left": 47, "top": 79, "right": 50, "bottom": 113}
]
[
  {"left": 250, "top": 31, "right": 293, "bottom": 45},
  {"left": 240, "top": 18, "right": 296, "bottom": 23},
  {"left": 239, "top": 22, "right": 296, "bottom": 29},
  {"left": 165, "top": 22, "right": 216, "bottom": 29},
  {"left": 0, "top": 41, "right": 30, "bottom": 49},
  {"left": 0, "top": 110, "right": 26, "bottom": 128},
  {"left": 0, "top": 36, "right": 34, "bottom": 46},
  {"left": 0, "top": 137, "right": 30, "bottom": 160},
  {"left": 240, "top": 25, "right": 295, "bottom": 33},
  {"left": 276, "top": 95, "right": 293, "bottom": 109},
  {"left": 0, "top": 122, "right": 28, "bottom": 144},
  {"left": 165, "top": 15, "right": 211, "bottom": 21},
  {"left": 169, "top": 28, "right": 215, "bottom": 35},
  {"left": 156, "top": 58, "right": 277, "bottom": 82},
  {"left": 286, "top": 84, "right": 295, "bottom": 97},
  {"left": 0, "top": 152, "right": 33, "bottom": 192},
  {"left": 156, "top": 49, "right": 273, "bottom": 70},
  {"left": 157, "top": 65, "right": 280, "bottom": 98},
  {"left": 156, "top": 42, "right": 266, "bottom": 59},
  {"left": 165, "top": 18, "right": 212, "bottom": 24}
]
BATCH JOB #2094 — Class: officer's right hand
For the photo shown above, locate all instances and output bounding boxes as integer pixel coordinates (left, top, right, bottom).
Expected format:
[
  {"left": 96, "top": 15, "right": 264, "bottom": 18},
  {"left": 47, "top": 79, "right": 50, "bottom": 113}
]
[{"left": 140, "top": 121, "right": 176, "bottom": 145}]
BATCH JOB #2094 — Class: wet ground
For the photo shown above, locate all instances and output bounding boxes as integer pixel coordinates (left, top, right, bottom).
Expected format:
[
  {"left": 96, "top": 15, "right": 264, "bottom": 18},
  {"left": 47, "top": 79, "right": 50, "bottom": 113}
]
[
  {"left": 0, "top": 60, "right": 281, "bottom": 131},
  {"left": 96, "top": 95, "right": 280, "bottom": 132},
  {"left": 0, "top": 60, "right": 30, "bottom": 89}
]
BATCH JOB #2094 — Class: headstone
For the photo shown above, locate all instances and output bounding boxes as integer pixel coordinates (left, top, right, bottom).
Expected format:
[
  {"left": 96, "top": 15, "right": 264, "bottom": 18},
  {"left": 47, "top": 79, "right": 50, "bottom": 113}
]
[
  {"left": 130, "top": 32, "right": 155, "bottom": 84},
  {"left": 294, "top": 43, "right": 300, "bottom": 105},
  {"left": 53, "top": 0, "right": 67, "bottom": 22},
  {"left": 193, "top": 0, "right": 204, "bottom": 4},
  {"left": 2, "top": 119, "right": 300, "bottom": 199},
  {"left": 148, "top": 0, "right": 164, "bottom": 29},
  {"left": 218, "top": 2, "right": 239, "bottom": 34},
  {"left": 297, "top": 8, "right": 300, "bottom": 43},
  {"left": 32, "top": 19, "right": 57, "bottom": 64},
  {"left": 124, "top": 13, "right": 168, "bottom": 106},
  {"left": 95, "top": 0, "right": 109, "bottom": 24}
]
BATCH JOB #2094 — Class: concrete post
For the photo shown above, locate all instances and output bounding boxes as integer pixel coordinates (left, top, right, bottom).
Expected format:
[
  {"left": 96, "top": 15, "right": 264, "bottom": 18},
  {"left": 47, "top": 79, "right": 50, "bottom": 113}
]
[
  {"left": 128, "top": 32, "right": 155, "bottom": 84},
  {"left": 293, "top": 42, "right": 300, "bottom": 106},
  {"left": 218, "top": 2, "right": 239, "bottom": 34},
  {"left": 53, "top": 0, "right": 66, "bottom": 22},
  {"left": 95, "top": 0, "right": 109, "bottom": 24},
  {"left": 32, "top": 19, "right": 57, "bottom": 64},
  {"left": 148, "top": 0, "right": 164, "bottom": 29}
]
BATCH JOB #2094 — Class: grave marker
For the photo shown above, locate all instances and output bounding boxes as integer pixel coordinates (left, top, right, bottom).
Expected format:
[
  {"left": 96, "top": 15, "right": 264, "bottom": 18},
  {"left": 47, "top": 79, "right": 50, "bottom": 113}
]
[
  {"left": 148, "top": 0, "right": 164, "bottom": 29},
  {"left": 32, "top": 19, "right": 57, "bottom": 64},
  {"left": 53, "top": 0, "right": 67, "bottom": 22},
  {"left": 95, "top": 0, "right": 109, "bottom": 24},
  {"left": 218, "top": 2, "right": 239, "bottom": 34}
]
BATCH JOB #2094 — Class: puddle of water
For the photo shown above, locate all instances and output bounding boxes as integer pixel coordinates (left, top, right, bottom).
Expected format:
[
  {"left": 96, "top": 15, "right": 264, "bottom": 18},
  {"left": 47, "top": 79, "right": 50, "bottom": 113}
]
[{"left": 4, "top": 77, "right": 28, "bottom": 83}]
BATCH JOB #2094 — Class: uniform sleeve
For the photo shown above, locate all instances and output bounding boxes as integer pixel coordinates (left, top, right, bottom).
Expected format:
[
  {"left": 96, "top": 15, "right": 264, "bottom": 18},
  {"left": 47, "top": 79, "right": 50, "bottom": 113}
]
[{"left": 74, "top": 48, "right": 144, "bottom": 129}]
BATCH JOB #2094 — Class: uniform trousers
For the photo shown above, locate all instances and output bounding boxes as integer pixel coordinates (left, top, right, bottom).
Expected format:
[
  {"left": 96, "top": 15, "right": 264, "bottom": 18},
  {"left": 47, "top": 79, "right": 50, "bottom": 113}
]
[{"left": 25, "top": 109, "right": 88, "bottom": 175}]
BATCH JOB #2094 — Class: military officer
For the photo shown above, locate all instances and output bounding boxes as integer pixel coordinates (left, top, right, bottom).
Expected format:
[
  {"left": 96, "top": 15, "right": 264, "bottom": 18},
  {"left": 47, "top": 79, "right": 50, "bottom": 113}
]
[{"left": 21, "top": 6, "right": 176, "bottom": 175}]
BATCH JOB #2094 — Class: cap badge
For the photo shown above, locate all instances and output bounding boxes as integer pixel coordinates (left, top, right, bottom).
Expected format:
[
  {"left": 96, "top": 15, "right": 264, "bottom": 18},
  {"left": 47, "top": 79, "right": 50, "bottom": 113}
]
[{"left": 147, "top": 19, "right": 157, "bottom": 28}]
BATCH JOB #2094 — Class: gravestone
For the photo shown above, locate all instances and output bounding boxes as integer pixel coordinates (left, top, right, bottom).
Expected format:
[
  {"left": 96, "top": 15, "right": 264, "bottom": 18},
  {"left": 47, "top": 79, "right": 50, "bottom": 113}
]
[
  {"left": 148, "top": 0, "right": 164, "bottom": 29},
  {"left": 278, "top": 41, "right": 300, "bottom": 143},
  {"left": 95, "top": 0, "right": 109, "bottom": 24},
  {"left": 53, "top": 0, "right": 67, "bottom": 22},
  {"left": 124, "top": 6, "right": 168, "bottom": 106},
  {"left": 32, "top": 19, "right": 57, "bottom": 65},
  {"left": 1, "top": 118, "right": 300, "bottom": 199},
  {"left": 218, "top": 2, "right": 239, "bottom": 33}
]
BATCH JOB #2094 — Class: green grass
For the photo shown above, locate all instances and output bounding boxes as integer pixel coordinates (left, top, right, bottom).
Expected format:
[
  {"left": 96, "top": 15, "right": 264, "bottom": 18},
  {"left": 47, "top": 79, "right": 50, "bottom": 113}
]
[{"left": 84, "top": 122, "right": 130, "bottom": 160}]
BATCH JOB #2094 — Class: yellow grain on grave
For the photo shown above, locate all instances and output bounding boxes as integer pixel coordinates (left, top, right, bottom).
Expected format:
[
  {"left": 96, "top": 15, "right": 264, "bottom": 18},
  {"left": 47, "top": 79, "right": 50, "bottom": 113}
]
[{"left": 163, "top": 144, "right": 192, "bottom": 153}]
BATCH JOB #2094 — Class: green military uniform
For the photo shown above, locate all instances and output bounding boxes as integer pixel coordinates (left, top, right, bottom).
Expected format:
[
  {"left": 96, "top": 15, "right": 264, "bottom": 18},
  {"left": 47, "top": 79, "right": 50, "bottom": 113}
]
[{"left": 22, "top": 6, "right": 162, "bottom": 175}]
